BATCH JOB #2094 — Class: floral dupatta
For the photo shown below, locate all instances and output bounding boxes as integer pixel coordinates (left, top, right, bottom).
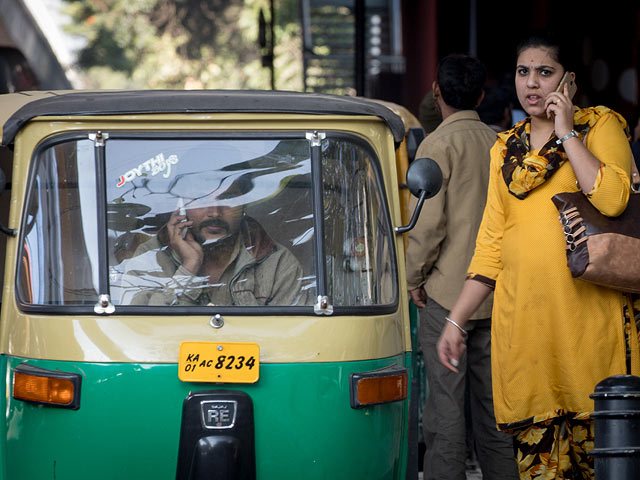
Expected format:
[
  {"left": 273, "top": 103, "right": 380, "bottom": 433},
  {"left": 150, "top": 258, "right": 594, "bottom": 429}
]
[{"left": 499, "top": 106, "right": 629, "bottom": 199}]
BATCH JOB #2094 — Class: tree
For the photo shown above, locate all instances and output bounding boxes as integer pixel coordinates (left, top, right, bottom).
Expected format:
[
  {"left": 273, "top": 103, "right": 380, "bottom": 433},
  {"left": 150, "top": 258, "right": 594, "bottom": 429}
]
[{"left": 62, "top": 0, "right": 302, "bottom": 90}]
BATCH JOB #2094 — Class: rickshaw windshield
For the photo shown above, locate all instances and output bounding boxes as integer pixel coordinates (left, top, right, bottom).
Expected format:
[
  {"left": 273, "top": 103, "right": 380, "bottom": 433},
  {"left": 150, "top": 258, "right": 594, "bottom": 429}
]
[{"left": 16, "top": 134, "right": 398, "bottom": 312}]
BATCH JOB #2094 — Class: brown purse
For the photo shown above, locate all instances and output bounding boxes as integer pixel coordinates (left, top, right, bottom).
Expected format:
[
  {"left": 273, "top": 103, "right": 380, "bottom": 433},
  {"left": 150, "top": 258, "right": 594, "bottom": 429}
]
[{"left": 551, "top": 160, "right": 640, "bottom": 293}]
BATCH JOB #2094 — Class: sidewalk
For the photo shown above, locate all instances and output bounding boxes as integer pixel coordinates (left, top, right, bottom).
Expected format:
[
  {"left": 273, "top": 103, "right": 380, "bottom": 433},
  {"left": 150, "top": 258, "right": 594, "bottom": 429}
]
[
  {"left": 418, "top": 459, "right": 483, "bottom": 479},
  {"left": 418, "top": 471, "right": 482, "bottom": 480},
  {"left": 418, "top": 473, "right": 481, "bottom": 480}
]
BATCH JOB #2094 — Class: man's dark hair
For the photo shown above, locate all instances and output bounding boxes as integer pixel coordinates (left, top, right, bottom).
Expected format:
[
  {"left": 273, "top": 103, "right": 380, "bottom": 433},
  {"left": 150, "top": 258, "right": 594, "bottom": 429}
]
[{"left": 436, "top": 54, "right": 487, "bottom": 110}]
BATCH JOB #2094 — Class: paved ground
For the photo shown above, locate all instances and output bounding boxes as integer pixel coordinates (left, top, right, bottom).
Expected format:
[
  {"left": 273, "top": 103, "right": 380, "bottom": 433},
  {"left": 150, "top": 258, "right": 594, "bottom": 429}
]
[
  {"left": 465, "top": 458, "right": 483, "bottom": 479},
  {"left": 418, "top": 460, "right": 483, "bottom": 479},
  {"left": 418, "top": 472, "right": 482, "bottom": 480}
]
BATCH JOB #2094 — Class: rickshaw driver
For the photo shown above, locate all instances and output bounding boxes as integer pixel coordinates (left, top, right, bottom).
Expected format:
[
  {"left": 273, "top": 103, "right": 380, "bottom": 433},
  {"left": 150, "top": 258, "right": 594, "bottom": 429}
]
[{"left": 124, "top": 176, "right": 308, "bottom": 307}]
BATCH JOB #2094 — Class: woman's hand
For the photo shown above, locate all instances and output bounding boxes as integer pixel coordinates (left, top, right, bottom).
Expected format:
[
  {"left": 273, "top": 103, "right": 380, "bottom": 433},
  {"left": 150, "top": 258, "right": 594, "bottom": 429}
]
[
  {"left": 436, "top": 279, "right": 492, "bottom": 373},
  {"left": 437, "top": 322, "right": 467, "bottom": 373},
  {"left": 166, "top": 210, "right": 202, "bottom": 274},
  {"left": 544, "top": 82, "right": 574, "bottom": 138}
]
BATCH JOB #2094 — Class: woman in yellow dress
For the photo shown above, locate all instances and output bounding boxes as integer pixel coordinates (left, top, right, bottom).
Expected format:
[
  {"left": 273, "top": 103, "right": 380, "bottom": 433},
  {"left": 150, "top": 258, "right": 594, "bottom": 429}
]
[{"left": 436, "top": 31, "right": 638, "bottom": 479}]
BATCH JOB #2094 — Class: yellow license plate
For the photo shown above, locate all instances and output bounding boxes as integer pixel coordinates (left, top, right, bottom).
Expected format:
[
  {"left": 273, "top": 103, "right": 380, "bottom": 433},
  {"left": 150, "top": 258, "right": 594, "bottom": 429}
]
[{"left": 178, "top": 342, "right": 260, "bottom": 383}]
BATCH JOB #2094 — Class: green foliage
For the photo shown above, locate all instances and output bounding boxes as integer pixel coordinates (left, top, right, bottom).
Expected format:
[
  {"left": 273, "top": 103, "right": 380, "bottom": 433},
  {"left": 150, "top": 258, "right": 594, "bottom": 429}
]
[{"left": 62, "top": 0, "right": 302, "bottom": 90}]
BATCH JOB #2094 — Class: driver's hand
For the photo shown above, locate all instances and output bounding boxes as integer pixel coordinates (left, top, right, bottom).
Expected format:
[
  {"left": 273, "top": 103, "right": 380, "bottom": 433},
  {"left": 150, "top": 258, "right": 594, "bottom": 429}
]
[{"left": 166, "top": 210, "right": 202, "bottom": 274}]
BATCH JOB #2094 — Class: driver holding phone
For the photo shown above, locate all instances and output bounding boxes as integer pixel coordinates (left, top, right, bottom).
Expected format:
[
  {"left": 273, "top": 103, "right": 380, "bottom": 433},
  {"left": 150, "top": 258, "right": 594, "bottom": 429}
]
[{"left": 125, "top": 174, "right": 308, "bottom": 307}]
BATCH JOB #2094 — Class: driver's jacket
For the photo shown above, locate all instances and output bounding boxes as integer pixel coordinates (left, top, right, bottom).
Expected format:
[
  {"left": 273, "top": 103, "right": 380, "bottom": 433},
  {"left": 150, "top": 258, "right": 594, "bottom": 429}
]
[{"left": 124, "top": 216, "right": 308, "bottom": 306}]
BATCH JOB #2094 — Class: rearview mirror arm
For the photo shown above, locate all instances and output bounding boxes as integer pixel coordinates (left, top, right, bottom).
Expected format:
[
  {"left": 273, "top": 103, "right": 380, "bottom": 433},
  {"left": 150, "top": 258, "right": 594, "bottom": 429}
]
[{"left": 394, "top": 190, "right": 427, "bottom": 234}]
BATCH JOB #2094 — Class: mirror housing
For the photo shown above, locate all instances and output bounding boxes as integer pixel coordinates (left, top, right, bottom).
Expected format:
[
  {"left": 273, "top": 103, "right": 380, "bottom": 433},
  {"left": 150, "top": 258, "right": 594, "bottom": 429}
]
[{"left": 395, "top": 157, "right": 442, "bottom": 234}]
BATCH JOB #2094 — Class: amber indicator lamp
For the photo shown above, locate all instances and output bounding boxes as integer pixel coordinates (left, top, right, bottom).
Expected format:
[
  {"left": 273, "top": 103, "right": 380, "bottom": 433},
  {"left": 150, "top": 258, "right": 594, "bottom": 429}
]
[
  {"left": 13, "top": 363, "right": 81, "bottom": 409},
  {"left": 350, "top": 366, "right": 408, "bottom": 408}
]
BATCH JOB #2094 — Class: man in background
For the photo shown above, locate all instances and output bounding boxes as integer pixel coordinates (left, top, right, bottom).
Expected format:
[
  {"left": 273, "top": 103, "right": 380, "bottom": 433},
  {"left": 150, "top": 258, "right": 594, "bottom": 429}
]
[
  {"left": 477, "top": 84, "right": 513, "bottom": 133},
  {"left": 406, "top": 54, "right": 518, "bottom": 480},
  {"left": 418, "top": 90, "right": 442, "bottom": 134}
]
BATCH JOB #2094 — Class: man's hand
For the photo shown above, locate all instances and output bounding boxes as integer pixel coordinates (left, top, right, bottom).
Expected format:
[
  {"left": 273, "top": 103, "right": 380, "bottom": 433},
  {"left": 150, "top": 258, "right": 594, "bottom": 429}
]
[
  {"left": 409, "top": 287, "right": 427, "bottom": 308},
  {"left": 166, "top": 210, "right": 203, "bottom": 274}
]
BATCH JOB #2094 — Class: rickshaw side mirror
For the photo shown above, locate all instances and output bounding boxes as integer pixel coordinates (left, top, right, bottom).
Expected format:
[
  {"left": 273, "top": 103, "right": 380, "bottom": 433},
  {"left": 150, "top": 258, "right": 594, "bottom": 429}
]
[{"left": 395, "top": 157, "right": 443, "bottom": 234}]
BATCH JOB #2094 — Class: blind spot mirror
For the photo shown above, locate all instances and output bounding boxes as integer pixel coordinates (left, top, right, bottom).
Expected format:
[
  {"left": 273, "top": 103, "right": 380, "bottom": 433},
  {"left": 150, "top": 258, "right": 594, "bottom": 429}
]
[{"left": 395, "top": 157, "right": 443, "bottom": 234}]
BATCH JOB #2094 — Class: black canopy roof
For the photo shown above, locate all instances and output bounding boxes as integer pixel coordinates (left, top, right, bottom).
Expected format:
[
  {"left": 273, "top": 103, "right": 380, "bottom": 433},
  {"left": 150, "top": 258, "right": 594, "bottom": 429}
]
[{"left": 0, "top": 90, "right": 406, "bottom": 145}]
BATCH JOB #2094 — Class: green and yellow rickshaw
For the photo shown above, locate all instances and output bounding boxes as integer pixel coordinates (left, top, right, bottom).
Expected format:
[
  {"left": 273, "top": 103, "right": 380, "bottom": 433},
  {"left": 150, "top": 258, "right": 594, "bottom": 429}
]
[{"left": 0, "top": 90, "right": 439, "bottom": 480}]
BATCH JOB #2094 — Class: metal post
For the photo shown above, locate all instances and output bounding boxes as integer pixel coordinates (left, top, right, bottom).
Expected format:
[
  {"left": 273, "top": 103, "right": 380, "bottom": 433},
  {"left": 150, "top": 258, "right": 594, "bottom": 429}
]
[
  {"left": 590, "top": 375, "right": 640, "bottom": 479},
  {"left": 354, "top": 0, "right": 365, "bottom": 96}
]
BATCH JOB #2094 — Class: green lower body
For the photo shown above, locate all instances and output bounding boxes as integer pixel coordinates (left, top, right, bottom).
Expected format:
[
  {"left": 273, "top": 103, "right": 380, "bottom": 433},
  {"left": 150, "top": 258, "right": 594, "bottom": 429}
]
[{"left": 0, "top": 354, "right": 410, "bottom": 480}]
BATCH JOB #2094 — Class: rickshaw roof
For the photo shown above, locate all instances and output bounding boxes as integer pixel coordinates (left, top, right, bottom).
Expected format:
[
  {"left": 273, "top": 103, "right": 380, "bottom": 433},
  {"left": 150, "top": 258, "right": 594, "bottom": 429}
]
[{"left": 0, "top": 89, "right": 406, "bottom": 146}]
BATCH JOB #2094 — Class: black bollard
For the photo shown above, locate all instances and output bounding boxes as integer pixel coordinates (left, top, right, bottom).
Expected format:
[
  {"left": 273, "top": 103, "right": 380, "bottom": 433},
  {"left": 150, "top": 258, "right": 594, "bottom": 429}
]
[{"left": 590, "top": 375, "right": 640, "bottom": 479}]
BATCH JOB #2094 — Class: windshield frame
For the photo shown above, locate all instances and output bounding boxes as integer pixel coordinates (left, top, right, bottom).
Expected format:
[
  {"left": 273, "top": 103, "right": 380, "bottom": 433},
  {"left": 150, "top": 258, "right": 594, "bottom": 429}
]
[{"left": 15, "top": 129, "right": 399, "bottom": 316}]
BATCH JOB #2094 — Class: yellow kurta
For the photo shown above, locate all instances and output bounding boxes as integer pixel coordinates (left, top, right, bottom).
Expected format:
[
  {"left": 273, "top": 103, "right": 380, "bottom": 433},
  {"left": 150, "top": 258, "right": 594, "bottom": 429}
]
[{"left": 468, "top": 110, "right": 639, "bottom": 427}]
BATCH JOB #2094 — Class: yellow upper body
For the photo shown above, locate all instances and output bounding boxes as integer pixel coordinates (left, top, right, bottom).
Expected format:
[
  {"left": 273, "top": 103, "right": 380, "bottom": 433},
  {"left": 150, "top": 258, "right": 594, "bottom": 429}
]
[{"left": 469, "top": 110, "right": 637, "bottom": 426}]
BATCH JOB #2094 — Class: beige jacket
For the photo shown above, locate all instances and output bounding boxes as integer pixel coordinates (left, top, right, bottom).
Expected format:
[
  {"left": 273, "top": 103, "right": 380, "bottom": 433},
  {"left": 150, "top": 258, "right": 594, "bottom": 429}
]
[{"left": 406, "top": 110, "right": 495, "bottom": 318}]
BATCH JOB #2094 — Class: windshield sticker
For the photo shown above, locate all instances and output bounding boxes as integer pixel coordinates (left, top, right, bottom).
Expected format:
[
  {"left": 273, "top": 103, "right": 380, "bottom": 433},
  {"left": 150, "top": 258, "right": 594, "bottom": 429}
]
[{"left": 116, "top": 153, "right": 179, "bottom": 188}]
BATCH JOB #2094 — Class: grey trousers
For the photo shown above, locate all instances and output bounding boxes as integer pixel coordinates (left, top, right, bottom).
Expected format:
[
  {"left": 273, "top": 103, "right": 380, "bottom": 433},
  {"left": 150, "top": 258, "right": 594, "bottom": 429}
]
[{"left": 419, "top": 298, "right": 519, "bottom": 480}]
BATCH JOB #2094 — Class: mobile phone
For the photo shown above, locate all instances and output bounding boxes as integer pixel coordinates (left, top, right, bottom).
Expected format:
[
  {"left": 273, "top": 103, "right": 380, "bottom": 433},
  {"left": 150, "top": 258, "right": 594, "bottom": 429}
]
[
  {"left": 177, "top": 198, "right": 189, "bottom": 238},
  {"left": 555, "top": 71, "right": 577, "bottom": 100}
]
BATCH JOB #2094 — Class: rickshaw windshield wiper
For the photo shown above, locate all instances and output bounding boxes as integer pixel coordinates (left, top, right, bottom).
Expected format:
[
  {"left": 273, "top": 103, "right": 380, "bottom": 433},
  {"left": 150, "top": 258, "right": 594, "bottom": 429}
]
[{"left": 306, "top": 131, "right": 332, "bottom": 315}]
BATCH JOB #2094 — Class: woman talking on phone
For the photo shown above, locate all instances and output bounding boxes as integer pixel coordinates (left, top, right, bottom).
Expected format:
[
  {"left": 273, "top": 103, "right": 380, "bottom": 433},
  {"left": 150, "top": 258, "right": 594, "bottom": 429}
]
[{"left": 436, "top": 31, "right": 638, "bottom": 479}]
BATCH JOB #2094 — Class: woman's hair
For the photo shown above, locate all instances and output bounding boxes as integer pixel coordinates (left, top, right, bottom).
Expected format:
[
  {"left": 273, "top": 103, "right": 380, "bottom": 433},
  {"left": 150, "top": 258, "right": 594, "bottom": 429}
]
[{"left": 516, "top": 30, "right": 575, "bottom": 72}]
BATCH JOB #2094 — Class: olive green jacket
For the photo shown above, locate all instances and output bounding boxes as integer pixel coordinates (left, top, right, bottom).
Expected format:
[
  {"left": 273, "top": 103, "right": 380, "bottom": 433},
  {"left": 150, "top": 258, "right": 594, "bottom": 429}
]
[{"left": 124, "top": 217, "right": 308, "bottom": 306}]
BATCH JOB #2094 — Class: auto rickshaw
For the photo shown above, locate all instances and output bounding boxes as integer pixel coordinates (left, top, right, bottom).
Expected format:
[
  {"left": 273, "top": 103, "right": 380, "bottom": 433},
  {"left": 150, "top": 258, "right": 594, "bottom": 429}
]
[{"left": 0, "top": 90, "right": 440, "bottom": 480}]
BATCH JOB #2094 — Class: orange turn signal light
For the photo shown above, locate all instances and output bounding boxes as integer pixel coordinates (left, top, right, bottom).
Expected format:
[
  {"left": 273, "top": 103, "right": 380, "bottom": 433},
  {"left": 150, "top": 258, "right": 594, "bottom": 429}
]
[
  {"left": 13, "top": 364, "right": 81, "bottom": 409},
  {"left": 350, "top": 366, "right": 408, "bottom": 408}
]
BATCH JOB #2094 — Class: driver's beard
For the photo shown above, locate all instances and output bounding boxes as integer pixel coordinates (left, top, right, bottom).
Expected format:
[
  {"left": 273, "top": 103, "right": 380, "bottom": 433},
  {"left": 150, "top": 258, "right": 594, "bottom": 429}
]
[{"left": 192, "top": 218, "right": 230, "bottom": 246}]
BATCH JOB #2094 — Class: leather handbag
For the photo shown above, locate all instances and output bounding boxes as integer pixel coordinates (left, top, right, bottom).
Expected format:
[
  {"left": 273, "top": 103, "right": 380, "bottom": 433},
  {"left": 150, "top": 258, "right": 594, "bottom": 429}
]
[{"left": 551, "top": 161, "right": 640, "bottom": 293}]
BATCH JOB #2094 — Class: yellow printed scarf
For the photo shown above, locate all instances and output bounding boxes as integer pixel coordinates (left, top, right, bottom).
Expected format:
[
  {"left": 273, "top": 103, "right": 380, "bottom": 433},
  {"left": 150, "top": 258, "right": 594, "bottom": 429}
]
[{"left": 499, "top": 106, "right": 629, "bottom": 199}]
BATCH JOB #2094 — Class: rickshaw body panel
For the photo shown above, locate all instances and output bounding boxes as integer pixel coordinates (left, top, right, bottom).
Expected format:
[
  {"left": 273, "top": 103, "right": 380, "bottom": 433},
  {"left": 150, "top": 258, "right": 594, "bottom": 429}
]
[
  {"left": 1, "top": 113, "right": 412, "bottom": 362},
  {"left": 0, "top": 91, "right": 421, "bottom": 480},
  {"left": 2, "top": 355, "right": 410, "bottom": 479}
]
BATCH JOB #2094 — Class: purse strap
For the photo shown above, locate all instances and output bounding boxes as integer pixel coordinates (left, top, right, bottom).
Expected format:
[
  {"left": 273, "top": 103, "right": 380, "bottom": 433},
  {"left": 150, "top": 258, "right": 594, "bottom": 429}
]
[{"left": 631, "top": 156, "right": 640, "bottom": 193}]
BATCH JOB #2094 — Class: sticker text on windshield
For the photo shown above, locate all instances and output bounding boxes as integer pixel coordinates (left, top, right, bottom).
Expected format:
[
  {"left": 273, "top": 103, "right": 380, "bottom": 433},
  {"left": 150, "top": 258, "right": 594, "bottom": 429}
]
[{"left": 116, "top": 153, "right": 179, "bottom": 188}]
